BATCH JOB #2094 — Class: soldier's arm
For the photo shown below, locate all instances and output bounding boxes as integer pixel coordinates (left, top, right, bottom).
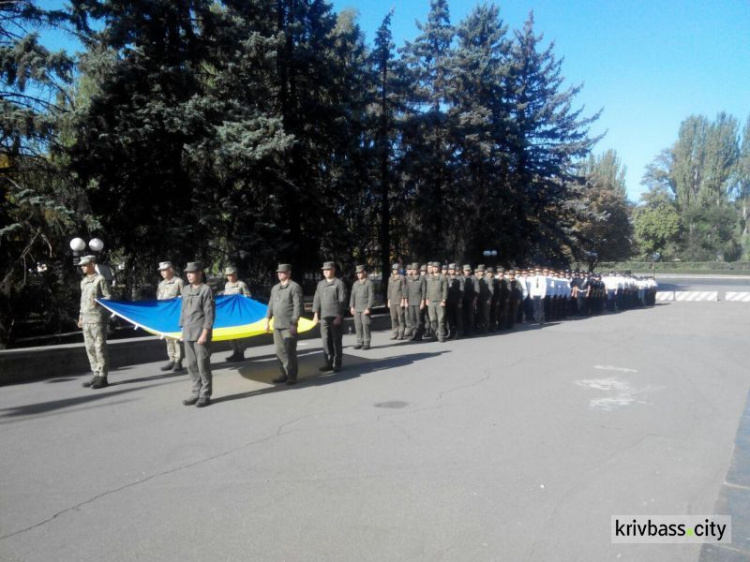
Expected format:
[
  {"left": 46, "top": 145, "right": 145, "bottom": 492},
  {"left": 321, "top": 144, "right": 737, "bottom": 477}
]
[
  {"left": 366, "top": 281, "right": 375, "bottom": 310},
  {"left": 99, "top": 276, "right": 111, "bottom": 300}
]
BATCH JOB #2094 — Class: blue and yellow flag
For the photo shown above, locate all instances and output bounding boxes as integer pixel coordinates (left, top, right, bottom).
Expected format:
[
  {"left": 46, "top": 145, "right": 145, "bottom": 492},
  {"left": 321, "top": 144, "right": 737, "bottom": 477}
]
[{"left": 97, "top": 294, "right": 315, "bottom": 341}]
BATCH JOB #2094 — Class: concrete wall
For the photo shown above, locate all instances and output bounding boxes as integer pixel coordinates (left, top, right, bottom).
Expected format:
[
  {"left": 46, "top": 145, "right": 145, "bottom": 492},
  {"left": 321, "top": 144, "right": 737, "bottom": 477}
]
[{"left": 0, "top": 315, "right": 393, "bottom": 385}]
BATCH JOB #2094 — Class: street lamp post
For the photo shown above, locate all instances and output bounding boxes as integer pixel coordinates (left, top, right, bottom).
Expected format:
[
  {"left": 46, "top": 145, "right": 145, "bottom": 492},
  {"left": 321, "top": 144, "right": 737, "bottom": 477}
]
[
  {"left": 70, "top": 237, "right": 113, "bottom": 282},
  {"left": 482, "top": 250, "right": 497, "bottom": 267},
  {"left": 70, "top": 237, "right": 104, "bottom": 265}
]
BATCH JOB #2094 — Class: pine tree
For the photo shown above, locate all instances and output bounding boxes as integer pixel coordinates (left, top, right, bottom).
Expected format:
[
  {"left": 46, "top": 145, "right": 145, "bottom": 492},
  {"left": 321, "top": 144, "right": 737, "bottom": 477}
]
[
  {"left": 399, "top": 0, "right": 456, "bottom": 259},
  {"left": 506, "top": 12, "right": 600, "bottom": 264},
  {"left": 1, "top": 1, "right": 78, "bottom": 346}
]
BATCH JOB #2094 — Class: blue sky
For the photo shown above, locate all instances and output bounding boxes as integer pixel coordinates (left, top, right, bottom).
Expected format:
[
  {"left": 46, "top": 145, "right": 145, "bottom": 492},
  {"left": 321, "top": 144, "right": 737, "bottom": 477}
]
[{"left": 38, "top": 0, "right": 750, "bottom": 201}]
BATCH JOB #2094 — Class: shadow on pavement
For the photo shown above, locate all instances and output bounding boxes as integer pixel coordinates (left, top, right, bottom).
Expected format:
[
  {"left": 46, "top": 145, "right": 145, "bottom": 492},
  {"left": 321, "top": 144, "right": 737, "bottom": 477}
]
[
  {"left": 0, "top": 382, "right": 176, "bottom": 419},
  {"left": 212, "top": 350, "right": 450, "bottom": 405}
]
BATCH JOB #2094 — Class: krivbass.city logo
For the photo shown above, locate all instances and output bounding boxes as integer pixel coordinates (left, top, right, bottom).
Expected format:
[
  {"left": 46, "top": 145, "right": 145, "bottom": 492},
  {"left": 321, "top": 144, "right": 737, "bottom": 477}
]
[{"left": 611, "top": 515, "right": 731, "bottom": 544}]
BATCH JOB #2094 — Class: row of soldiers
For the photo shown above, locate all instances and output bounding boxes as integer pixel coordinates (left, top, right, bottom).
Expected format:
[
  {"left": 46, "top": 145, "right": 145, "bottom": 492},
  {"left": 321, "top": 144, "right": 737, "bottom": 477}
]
[{"left": 385, "top": 262, "right": 658, "bottom": 342}]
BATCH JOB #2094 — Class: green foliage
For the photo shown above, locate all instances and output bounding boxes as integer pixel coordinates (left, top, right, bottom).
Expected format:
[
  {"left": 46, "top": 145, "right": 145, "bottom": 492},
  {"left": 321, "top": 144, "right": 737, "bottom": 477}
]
[
  {"left": 576, "top": 150, "right": 634, "bottom": 266},
  {"left": 639, "top": 113, "right": 746, "bottom": 263}
]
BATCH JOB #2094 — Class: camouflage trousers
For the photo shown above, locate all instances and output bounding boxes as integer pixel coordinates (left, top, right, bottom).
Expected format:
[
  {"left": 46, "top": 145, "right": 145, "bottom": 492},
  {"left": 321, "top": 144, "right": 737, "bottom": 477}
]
[
  {"left": 165, "top": 338, "right": 182, "bottom": 362},
  {"left": 83, "top": 322, "right": 109, "bottom": 376}
]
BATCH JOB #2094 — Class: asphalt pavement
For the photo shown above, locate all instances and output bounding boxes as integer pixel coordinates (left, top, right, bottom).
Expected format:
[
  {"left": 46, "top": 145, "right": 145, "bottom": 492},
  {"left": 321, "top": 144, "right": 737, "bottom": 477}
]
[{"left": 1, "top": 302, "right": 748, "bottom": 562}]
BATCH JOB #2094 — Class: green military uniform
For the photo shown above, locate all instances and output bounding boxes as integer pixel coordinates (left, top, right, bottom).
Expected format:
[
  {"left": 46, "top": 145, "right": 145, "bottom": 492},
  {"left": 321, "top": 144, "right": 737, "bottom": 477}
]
[
  {"left": 462, "top": 266, "right": 478, "bottom": 337},
  {"left": 419, "top": 265, "right": 431, "bottom": 339},
  {"left": 157, "top": 261, "right": 184, "bottom": 371},
  {"left": 313, "top": 262, "right": 347, "bottom": 371},
  {"left": 446, "top": 264, "right": 464, "bottom": 339},
  {"left": 79, "top": 256, "right": 112, "bottom": 388},
  {"left": 476, "top": 265, "right": 491, "bottom": 333},
  {"left": 405, "top": 263, "right": 425, "bottom": 340},
  {"left": 387, "top": 264, "right": 407, "bottom": 340},
  {"left": 223, "top": 266, "right": 252, "bottom": 361},
  {"left": 496, "top": 268, "right": 510, "bottom": 330},
  {"left": 180, "top": 263, "right": 215, "bottom": 403},
  {"left": 425, "top": 262, "right": 449, "bottom": 342},
  {"left": 350, "top": 265, "right": 375, "bottom": 349},
  {"left": 266, "top": 264, "right": 303, "bottom": 383}
]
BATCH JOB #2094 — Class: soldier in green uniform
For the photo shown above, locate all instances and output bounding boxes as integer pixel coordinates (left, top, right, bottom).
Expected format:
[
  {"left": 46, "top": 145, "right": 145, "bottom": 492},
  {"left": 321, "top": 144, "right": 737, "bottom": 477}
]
[
  {"left": 446, "top": 263, "right": 464, "bottom": 339},
  {"left": 180, "top": 262, "right": 215, "bottom": 408},
  {"left": 350, "top": 264, "right": 375, "bottom": 349},
  {"left": 475, "top": 265, "right": 490, "bottom": 333},
  {"left": 156, "top": 261, "right": 185, "bottom": 372},
  {"left": 405, "top": 263, "right": 425, "bottom": 341},
  {"left": 506, "top": 269, "right": 523, "bottom": 330},
  {"left": 265, "top": 264, "right": 304, "bottom": 385},
  {"left": 462, "top": 265, "right": 478, "bottom": 338},
  {"left": 485, "top": 266, "right": 498, "bottom": 332},
  {"left": 78, "top": 255, "right": 112, "bottom": 389},
  {"left": 387, "top": 263, "right": 407, "bottom": 340},
  {"left": 495, "top": 267, "right": 511, "bottom": 331},
  {"left": 222, "top": 266, "right": 252, "bottom": 362},
  {"left": 425, "top": 261, "right": 449, "bottom": 342},
  {"left": 419, "top": 264, "right": 431, "bottom": 340},
  {"left": 312, "top": 261, "right": 347, "bottom": 372}
]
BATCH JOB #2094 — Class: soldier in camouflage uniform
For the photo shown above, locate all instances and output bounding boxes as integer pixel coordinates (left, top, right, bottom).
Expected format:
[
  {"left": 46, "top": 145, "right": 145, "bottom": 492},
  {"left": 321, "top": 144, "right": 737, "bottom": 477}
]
[
  {"left": 157, "top": 261, "right": 185, "bottom": 372},
  {"left": 387, "top": 263, "right": 407, "bottom": 340},
  {"left": 222, "top": 266, "right": 252, "bottom": 362},
  {"left": 350, "top": 264, "right": 375, "bottom": 349},
  {"left": 78, "top": 255, "right": 112, "bottom": 389}
]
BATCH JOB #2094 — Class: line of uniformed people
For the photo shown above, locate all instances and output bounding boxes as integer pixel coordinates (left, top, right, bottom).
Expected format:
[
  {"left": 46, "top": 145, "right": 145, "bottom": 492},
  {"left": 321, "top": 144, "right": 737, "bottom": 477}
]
[{"left": 386, "top": 262, "right": 659, "bottom": 340}]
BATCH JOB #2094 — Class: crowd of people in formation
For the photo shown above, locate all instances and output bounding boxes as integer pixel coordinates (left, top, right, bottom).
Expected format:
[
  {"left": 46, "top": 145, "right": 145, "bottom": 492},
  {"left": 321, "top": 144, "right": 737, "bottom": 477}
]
[{"left": 75, "top": 255, "right": 658, "bottom": 409}]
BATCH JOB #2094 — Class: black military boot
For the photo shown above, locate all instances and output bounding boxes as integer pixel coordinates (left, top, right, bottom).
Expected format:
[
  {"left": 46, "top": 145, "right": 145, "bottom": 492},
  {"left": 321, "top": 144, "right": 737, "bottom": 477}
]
[
  {"left": 82, "top": 374, "right": 98, "bottom": 388},
  {"left": 160, "top": 361, "right": 175, "bottom": 372},
  {"left": 172, "top": 360, "right": 185, "bottom": 372},
  {"left": 91, "top": 375, "right": 108, "bottom": 389}
]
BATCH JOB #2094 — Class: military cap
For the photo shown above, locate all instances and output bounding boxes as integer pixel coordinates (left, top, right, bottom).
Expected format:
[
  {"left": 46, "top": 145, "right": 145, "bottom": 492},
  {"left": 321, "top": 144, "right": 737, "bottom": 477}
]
[
  {"left": 276, "top": 263, "right": 292, "bottom": 273},
  {"left": 184, "top": 261, "right": 203, "bottom": 273},
  {"left": 463, "top": 264, "right": 472, "bottom": 271},
  {"left": 497, "top": 266, "right": 505, "bottom": 273},
  {"left": 224, "top": 266, "right": 238, "bottom": 275},
  {"left": 392, "top": 263, "right": 400, "bottom": 270},
  {"left": 476, "top": 264, "right": 485, "bottom": 272},
  {"left": 355, "top": 264, "right": 367, "bottom": 273},
  {"left": 485, "top": 266, "right": 494, "bottom": 273},
  {"left": 441, "top": 263, "right": 448, "bottom": 270},
  {"left": 157, "top": 261, "right": 173, "bottom": 271},
  {"left": 448, "top": 263, "right": 456, "bottom": 269},
  {"left": 410, "top": 262, "right": 419, "bottom": 270},
  {"left": 321, "top": 261, "right": 336, "bottom": 270},
  {"left": 420, "top": 265, "right": 427, "bottom": 272},
  {"left": 79, "top": 255, "right": 96, "bottom": 266}
]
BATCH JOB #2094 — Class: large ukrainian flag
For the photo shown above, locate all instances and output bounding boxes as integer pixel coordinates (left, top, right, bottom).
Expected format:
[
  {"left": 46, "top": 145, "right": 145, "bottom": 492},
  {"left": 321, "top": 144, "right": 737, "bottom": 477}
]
[{"left": 97, "top": 294, "right": 315, "bottom": 341}]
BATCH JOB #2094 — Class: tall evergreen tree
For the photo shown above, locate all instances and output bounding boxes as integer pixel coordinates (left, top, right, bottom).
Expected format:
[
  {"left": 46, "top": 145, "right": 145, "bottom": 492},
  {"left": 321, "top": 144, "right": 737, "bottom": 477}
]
[
  {"left": 399, "top": 0, "right": 456, "bottom": 259},
  {"left": 448, "top": 3, "right": 512, "bottom": 261},
  {"left": 1, "top": 1, "right": 78, "bottom": 345},
  {"left": 68, "top": 0, "right": 216, "bottom": 296},
  {"left": 506, "top": 12, "right": 600, "bottom": 264}
]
